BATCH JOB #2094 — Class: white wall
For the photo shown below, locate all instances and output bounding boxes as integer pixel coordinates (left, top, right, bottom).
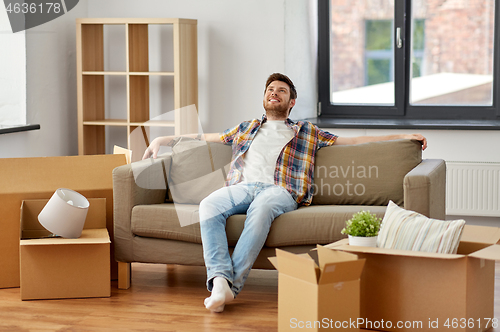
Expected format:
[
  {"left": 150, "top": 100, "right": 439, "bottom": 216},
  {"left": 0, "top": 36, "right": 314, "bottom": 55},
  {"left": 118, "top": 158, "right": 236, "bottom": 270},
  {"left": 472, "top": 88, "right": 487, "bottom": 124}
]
[
  {"left": 0, "top": 0, "right": 88, "bottom": 157},
  {"left": 0, "top": 6, "right": 26, "bottom": 126}
]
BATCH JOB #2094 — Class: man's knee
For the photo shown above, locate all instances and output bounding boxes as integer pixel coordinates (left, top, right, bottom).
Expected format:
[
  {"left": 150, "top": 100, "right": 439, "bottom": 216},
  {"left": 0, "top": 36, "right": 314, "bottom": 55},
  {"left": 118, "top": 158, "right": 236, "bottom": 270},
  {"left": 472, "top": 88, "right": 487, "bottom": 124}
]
[{"left": 199, "top": 196, "right": 219, "bottom": 222}]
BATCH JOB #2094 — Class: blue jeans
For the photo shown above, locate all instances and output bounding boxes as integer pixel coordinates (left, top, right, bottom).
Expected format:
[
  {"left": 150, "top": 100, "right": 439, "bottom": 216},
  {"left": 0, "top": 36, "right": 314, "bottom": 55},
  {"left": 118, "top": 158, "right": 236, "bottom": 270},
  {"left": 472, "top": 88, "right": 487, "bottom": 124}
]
[{"left": 199, "top": 182, "right": 298, "bottom": 297}]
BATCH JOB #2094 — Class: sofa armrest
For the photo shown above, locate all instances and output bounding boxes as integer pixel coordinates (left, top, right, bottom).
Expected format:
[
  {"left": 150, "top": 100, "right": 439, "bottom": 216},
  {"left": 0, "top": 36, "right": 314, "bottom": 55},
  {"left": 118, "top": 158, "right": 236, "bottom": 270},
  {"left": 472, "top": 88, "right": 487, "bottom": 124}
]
[
  {"left": 113, "top": 156, "right": 170, "bottom": 262},
  {"left": 404, "top": 159, "right": 446, "bottom": 219}
]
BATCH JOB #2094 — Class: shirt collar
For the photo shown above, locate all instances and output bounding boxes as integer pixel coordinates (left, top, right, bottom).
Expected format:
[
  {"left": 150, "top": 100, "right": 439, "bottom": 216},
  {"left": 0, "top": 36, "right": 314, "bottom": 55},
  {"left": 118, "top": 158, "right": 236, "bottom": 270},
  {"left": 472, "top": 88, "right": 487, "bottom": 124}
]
[
  {"left": 260, "top": 114, "right": 296, "bottom": 126},
  {"left": 260, "top": 114, "right": 298, "bottom": 133}
]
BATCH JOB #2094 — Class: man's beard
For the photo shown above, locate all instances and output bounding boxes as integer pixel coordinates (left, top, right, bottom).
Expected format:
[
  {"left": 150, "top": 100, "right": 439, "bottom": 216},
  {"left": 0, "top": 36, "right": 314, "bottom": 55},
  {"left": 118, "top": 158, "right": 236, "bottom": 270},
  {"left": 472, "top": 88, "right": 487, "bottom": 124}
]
[{"left": 264, "top": 100, "right": 290, "bottom": 118}]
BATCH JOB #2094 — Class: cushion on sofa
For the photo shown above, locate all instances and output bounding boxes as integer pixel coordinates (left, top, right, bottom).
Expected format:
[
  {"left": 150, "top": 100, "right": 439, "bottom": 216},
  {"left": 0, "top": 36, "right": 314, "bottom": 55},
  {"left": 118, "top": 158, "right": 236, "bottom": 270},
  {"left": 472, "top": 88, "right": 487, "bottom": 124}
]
[
  {"left": 131, "top": 204, "right": 202, "bottom": 243},
  {"left": 168, "top": 138, "right": 232, "bottom": 204},
  {"left": 312, "top": 139, "right": 422, "bottom": 206},
  {"left": 131, "top": 203, "right": 386, "bottom": 247}
]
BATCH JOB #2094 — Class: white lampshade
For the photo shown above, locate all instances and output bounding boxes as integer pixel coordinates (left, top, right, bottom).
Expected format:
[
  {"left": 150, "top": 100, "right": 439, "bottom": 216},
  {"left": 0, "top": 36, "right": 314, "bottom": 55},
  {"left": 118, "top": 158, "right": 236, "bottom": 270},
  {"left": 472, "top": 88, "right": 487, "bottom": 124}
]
[{"left": 38, "top": 188, "right": 90, "bottom": 239}]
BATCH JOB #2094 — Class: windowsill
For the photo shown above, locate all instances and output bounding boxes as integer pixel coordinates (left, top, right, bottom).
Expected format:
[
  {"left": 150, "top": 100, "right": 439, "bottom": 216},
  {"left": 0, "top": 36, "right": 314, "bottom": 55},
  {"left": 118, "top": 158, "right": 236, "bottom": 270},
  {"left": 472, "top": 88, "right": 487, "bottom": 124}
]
[
  {"left": 304, "top": 117, "right": 500, "bottom": 130},
  {"left": 0, "top": 124, "right": 41, "bottom": 135}
]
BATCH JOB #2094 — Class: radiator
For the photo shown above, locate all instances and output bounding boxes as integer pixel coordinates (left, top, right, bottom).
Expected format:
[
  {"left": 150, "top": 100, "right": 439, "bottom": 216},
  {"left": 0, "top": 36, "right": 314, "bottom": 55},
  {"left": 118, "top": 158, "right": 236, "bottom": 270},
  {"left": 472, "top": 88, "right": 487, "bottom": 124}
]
[{"left": 446, "top": 162, "right": 500, "bottom": 217}]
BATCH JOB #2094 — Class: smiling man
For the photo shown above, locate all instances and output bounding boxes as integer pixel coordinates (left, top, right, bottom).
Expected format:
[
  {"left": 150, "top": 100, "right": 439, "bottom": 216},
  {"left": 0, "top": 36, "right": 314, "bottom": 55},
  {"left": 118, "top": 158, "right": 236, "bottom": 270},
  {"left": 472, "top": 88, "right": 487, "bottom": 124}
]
[{"left": 143, "top": 73, "right": 427, "bottom": 313}]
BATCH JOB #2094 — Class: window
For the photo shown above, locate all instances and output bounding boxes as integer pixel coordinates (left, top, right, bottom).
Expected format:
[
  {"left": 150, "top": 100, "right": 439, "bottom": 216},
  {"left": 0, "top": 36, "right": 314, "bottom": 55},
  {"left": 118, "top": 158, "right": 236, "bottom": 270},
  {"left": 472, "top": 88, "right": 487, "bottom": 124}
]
[
  {"left": 365, "top": 20, "right": 394, "bottom": 87},
  {"left": 318, "top": 0, "right": 500, "bottom": 120}
]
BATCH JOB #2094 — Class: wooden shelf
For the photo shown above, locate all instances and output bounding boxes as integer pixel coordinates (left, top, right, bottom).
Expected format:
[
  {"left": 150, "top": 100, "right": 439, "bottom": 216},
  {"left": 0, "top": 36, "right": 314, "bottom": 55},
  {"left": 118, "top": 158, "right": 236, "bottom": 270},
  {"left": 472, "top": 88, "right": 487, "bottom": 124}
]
[
  {"left": 82, "top": 71, "right": 127, "bottom": 76},
  {"left": 129, "top": 72, "right": 175, "bottom": 76},
  {"left": 76, "top": 18, "right": 198, "bottom": 162},
  {"left": 130, "top": 120, "right": 175, "bottom": 127},
  {"left": 82, "top": 72, "right": 175, "bottom": 76},
  {"left": 76, "top": 18, "right": 197, "bottom": 25},
  {"left": 83, "top": 119, "right": 175, "bottom": 127},
  {"left": 83, "top": 119, "right": 128, "bottom": 126}
]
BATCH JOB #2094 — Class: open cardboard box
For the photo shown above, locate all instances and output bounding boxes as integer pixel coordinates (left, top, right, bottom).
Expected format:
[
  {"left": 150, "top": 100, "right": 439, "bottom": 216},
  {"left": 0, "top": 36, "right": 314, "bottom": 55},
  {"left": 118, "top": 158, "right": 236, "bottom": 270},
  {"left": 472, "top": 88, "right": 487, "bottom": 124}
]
[
  {"left": 20, "top": 198, "right": 110, "bottom": 300},
  {"left": 0, "top": 154, "right": 126, "bottom": 288},
  {"left": 269, "top": 245, "right": 365, "bottom": 332},
  {"left": 326, "top": 224, "right": 500, "bottom": 332}
]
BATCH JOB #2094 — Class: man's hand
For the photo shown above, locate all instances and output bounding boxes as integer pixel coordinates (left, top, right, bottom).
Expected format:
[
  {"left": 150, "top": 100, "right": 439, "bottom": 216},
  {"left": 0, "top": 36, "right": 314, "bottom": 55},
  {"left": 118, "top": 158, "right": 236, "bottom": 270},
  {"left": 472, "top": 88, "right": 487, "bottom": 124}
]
[
  {"left": 142, "top": 136, "right": 172, "bottom": 160},
  {"left": 406, "top": 134, "right": 427, "bottom": 150}
]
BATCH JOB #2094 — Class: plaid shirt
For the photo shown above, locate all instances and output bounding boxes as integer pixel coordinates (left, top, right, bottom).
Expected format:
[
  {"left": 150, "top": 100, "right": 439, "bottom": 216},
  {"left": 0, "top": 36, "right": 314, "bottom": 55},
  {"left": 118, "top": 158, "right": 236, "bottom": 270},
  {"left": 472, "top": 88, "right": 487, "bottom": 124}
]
[{"left": 220, "top": 115, "right": 338, "bottom": 206}]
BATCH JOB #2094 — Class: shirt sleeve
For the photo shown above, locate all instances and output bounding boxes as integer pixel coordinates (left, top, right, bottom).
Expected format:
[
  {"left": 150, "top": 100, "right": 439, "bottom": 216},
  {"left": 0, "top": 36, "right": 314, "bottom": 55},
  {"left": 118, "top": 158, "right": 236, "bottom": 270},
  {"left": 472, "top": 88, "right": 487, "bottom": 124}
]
[
  {"left": 317, "top": 128, "right": 338, "bottom": 148},
  {"left": 219, "top": 124, "right": 241, "bottom": 145}
]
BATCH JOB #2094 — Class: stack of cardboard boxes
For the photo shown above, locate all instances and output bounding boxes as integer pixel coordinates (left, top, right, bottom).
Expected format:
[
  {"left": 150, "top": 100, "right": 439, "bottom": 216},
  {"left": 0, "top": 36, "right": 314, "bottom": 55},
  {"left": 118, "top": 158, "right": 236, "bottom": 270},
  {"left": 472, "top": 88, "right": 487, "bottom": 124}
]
[
  {"left": 272, "top": 226, "right": 500, "bottom": 332},
  {"left": 0, "top": 154, "right": 126, "bottom": 299}
]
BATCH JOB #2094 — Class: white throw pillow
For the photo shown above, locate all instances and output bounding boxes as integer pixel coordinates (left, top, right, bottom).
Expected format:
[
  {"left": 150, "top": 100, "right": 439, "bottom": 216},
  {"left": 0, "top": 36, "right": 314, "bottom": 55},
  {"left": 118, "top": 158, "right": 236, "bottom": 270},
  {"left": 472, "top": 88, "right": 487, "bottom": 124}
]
[{"left": 377, "top": 201, "right": 465, "bottom": 254}]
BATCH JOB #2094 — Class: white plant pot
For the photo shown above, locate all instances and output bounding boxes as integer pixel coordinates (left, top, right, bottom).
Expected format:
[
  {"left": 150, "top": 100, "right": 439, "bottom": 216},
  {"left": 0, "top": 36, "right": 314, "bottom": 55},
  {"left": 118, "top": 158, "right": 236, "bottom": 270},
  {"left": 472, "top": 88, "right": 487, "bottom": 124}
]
[{"left": 348, "top": 235, "right": 378, "bottom": 247}]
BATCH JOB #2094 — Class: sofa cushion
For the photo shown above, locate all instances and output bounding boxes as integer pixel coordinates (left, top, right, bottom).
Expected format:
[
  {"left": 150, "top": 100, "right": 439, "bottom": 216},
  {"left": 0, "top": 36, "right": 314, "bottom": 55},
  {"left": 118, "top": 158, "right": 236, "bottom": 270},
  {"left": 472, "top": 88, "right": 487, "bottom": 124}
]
[
  {"left": 265, "top": 205, "right": 386, "bottom": 247},
  {"left": 312, "top": 139, "right": 422, "bottom": 206},
  {"left": 131, "top": 203, "right": 386, "bottom": 247},
  {"left": 168, "top": 138, "right": 232, "bottom": 204},
  {"left": 131, "top": 204, "right": 202, "bottom": 243}
]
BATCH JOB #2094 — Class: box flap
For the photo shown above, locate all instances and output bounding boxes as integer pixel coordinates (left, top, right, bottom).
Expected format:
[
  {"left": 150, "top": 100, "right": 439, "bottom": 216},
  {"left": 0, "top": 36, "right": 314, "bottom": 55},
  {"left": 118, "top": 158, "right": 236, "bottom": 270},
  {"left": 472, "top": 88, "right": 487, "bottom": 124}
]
[
  {"left": 20, "top": 229, "right": 110, "bottom": 245},
  {"left": 275, "top": 249, "right": 319, "bottom": 284},
  {"left": 317, "top": 244, "right": 358, "bottom": 270},
  {"left": 328, "top": 242, "right": 465, "bottom": 259},
  {"left": 0, "top": 155, "right": 126, "bottom": 194},
  {"left": 113, "top": 145, "right": 132, "bottom": 164},
  {"left": 460, "top": 225, "right": 500, "bottom": 245},
  {"left": 318, "top": 259, "right": 366, "bottom": 285},
  {"left": 468, "top": 244, "right": 500, "bottom": 261},
  {"left": 324, "top": 238, "right": 349, "bottom": 248},
  {"left": 268, "top": 256, "right": 278, "bottom": 270}
]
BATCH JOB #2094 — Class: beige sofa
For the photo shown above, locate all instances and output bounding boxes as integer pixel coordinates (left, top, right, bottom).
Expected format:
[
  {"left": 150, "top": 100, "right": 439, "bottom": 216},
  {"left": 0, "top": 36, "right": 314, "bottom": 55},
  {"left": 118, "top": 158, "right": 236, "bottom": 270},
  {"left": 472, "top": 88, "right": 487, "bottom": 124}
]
[{"left": 112, "top": 139, "right": 446, "bottom": 289}]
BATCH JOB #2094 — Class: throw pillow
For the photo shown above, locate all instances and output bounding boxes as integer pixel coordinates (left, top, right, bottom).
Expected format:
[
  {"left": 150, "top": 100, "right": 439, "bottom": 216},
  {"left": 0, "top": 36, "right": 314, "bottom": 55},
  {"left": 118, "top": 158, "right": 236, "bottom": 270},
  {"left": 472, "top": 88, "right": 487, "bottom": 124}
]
[
  {"left": 168, "top": 137, "right": 232, "bottom": 204},
  {"left": 377, "top": 201, "right": 465, "bottom": 254}
]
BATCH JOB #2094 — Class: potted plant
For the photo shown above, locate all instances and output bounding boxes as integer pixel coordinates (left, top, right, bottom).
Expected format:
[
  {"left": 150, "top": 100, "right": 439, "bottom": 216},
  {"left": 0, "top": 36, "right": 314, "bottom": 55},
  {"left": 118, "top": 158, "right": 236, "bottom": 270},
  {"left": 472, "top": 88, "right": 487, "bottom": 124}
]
[{"left": 341, "top": 210, "right": 382, "bottom": 247}]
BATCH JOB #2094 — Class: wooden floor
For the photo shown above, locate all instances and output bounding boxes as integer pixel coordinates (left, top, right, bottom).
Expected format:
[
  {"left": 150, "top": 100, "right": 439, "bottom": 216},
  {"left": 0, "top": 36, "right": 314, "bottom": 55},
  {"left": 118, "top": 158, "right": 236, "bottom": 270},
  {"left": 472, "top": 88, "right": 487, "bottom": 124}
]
[
  {"left": 0, "top": 264, "right": 279, "bottom": 332},
  {"left": 0, "top": 262, "right": 499, "bottom": 332}
]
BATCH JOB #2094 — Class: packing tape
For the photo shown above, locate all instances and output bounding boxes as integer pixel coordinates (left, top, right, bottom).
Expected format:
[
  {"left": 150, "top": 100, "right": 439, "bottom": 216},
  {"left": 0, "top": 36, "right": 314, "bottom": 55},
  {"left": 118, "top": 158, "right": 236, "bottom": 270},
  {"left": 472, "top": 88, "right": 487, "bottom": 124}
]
[{"left": 334, "top": 282, "right": 344, "bottom": 291}]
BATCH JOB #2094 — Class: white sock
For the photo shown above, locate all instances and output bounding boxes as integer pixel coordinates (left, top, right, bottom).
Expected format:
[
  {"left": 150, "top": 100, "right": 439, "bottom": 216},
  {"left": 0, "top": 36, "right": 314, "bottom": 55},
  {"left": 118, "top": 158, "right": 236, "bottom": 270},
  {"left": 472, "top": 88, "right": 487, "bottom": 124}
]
[{"left": 204, "top": 277, "right": 234, "bottom": 313}]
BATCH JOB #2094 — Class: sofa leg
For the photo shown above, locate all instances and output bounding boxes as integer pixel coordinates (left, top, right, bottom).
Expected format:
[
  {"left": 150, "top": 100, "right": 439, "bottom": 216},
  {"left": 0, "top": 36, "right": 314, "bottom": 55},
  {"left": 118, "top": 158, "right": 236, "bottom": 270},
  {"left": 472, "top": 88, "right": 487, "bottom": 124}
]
[{"left": 118, "top": 262, "right": 131, "bottom": 289}]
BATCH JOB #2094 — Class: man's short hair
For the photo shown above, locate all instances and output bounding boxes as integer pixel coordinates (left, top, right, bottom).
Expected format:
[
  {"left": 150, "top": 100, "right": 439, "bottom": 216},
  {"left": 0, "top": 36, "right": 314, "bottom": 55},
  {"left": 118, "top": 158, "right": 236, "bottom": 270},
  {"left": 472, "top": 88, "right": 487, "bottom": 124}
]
[{"left": 265, "top": 73, "right": 297, "bottom": 100}]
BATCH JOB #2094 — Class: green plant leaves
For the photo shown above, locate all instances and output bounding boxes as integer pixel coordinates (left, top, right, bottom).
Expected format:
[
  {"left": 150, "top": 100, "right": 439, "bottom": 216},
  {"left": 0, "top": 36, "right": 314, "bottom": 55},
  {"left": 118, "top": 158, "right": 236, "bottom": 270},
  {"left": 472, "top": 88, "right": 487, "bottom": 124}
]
[{"left": 341, "top": 210, "right": 381, "bottom": 237}]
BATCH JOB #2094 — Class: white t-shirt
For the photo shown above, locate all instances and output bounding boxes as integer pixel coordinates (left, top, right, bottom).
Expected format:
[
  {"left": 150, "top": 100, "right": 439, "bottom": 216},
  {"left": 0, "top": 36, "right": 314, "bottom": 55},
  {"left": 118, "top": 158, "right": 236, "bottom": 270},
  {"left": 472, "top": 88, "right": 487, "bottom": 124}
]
[{"left": 241, "top": 120, "right": 294, "bottom": 184}]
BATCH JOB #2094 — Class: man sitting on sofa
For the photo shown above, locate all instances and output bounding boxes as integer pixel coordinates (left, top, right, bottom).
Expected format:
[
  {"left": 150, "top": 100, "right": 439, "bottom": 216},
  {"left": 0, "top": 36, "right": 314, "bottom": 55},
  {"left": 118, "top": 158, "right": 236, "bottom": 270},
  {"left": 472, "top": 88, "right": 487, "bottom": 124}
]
[{"left": 143, "top": 73, "right": 427, "bottom": 313}]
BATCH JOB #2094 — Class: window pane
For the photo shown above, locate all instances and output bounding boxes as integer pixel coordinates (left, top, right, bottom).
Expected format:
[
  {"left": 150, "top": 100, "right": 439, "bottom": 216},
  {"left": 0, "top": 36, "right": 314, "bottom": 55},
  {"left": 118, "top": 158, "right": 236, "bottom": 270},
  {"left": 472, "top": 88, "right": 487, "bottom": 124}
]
[
  {"left": 410, "top": 0, "right": 495, "bottom": 106},
  {"left": 367, "top": 59, "right": 391, "bottom": 85},
  {"left": 330, "top": 0, "right": 395, "bottom": 105}
]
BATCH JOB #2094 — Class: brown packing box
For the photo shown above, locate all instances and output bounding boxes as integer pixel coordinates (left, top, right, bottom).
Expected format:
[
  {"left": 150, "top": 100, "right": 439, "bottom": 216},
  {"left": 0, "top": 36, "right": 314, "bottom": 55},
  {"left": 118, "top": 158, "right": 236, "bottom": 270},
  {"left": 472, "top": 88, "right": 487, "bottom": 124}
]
[
  {"left": 20, "top": 198, "right": 110, "bottom": 300},
  {"left": 326, "top": 225, "right": 500, "bottom": 332},
  {"left": 0, "top": 154, "right": 126, "bottom": 288},
  {"left": 269, "top": 245, "right": 366, "bottom": 332}
]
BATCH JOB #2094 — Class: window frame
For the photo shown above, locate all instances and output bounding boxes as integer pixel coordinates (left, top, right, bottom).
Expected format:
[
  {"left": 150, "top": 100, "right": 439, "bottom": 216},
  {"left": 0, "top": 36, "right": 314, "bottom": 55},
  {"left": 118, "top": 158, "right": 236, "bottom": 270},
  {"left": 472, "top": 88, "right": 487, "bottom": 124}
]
[{"left": 317, "top": 0, "right": 500, "bottom": 121}]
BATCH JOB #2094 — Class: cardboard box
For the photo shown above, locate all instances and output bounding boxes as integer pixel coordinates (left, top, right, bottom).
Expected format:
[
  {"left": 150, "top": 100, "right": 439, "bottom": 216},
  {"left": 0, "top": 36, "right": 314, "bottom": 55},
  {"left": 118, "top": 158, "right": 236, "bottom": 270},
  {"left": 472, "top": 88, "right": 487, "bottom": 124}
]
[
  {"left": 0, "top": 154, "right": 126, "bottom": 288},
  {"left": 20, "top": 198, "right": 110, "bottom": 300},
  {"left": 326, "top": 225, "right": 500, "bottom": 332},
  {"left": 269, "top": 246, "right": 365, "bottom": 332}
]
